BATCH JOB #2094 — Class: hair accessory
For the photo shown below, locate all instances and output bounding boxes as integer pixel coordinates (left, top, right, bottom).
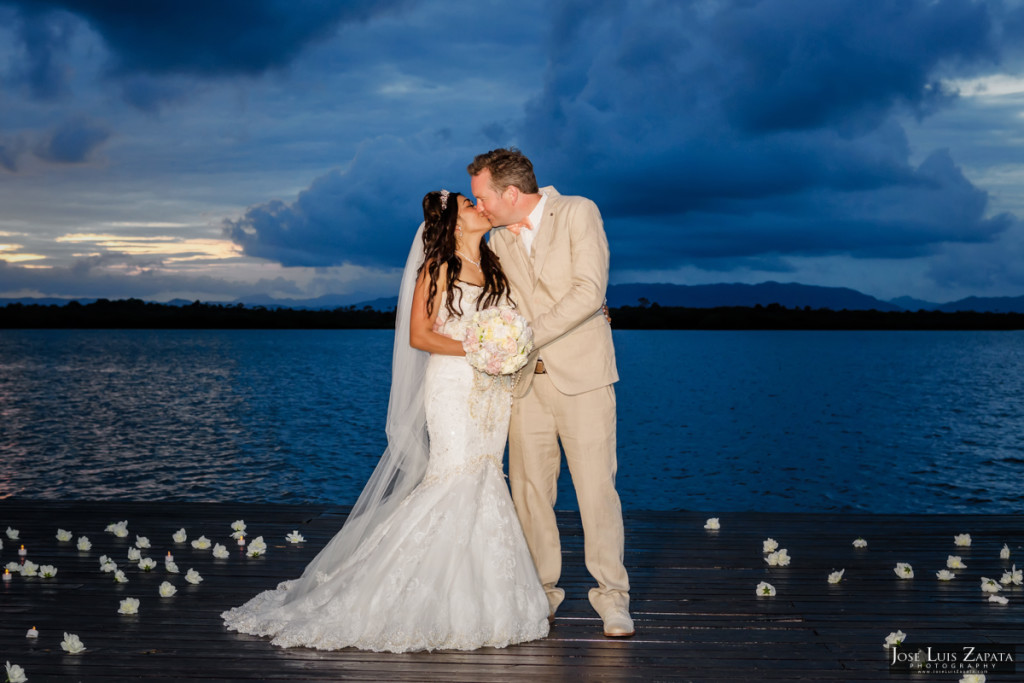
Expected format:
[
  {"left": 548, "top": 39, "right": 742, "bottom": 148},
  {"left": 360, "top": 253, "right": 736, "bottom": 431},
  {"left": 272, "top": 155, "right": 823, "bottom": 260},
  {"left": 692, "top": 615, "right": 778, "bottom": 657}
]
[{"left": 439, "top": 189, "right": 450, "bottom": 210}]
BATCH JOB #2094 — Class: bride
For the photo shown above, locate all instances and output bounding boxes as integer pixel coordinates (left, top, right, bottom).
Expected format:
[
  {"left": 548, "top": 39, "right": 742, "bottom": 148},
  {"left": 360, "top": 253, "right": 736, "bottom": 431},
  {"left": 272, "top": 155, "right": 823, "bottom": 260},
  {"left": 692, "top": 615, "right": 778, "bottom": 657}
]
[{"left": 222, "top": 190, "right": 550, "bottom": 652}]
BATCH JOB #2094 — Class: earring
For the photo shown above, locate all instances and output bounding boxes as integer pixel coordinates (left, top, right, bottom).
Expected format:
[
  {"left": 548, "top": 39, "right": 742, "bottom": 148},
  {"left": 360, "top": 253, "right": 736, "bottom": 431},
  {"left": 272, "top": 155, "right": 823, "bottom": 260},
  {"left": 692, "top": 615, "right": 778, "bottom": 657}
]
[{"left": 455, "top": 225, "right": 463, "bottom": 235}]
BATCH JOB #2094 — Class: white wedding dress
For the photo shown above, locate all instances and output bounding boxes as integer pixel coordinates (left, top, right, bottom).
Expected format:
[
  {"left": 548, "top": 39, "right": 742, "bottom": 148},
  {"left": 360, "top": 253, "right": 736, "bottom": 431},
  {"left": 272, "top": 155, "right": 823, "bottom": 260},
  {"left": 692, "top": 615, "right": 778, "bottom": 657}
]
[{"left": 222, "top": 283, "right": 550, "bottom": 652}]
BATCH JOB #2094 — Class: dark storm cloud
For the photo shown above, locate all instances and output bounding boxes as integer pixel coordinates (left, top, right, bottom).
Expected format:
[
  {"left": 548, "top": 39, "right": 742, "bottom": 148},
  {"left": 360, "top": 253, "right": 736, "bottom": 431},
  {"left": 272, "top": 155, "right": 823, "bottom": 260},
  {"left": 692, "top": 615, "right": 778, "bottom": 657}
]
[
  {"left": 512, "top": 0, "right": 1021, "bottom": 270},
  {"left": 33, "top": 117, "right": 109, "bottom": 163},
  {"left": 716, "top": 0, "right": 995, "bottom": 134},
  {"left": 0, "top": 256, "right": 306, "bottom": 300},
  {"left": 0, "top": 118, "right": 108, "bottom": 168},
  {"left": 218, "top": 0, "right": 1021, "bottom": 275},
  {"left": 5, "top": 7, "right": 75, "bottom": 99},
  {"left": 3, "top": 0, "right": 412, "bottom": 77},
  {"left": 118, "top": 75, "right": 190, "bottom": 114},
  {"left": 0, "top": 133, "right": 27, "bottom": 171},
  {"left": 224, "top": 136, "right": 469, "bottom": 268}
]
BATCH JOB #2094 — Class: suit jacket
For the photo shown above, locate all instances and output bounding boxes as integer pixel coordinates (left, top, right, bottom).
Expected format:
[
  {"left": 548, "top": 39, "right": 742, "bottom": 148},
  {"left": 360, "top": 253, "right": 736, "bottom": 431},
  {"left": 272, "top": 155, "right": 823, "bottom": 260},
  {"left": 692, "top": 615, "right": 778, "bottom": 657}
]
[{"left": 490, "top": 186, "right": 618, "bottom": 397}]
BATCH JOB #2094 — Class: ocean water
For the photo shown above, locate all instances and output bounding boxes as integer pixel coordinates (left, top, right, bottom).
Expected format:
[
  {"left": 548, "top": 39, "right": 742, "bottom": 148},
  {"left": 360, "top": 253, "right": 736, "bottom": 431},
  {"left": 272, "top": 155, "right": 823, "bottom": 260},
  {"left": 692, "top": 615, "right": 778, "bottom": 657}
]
[{"left": 1, "top": 329, "right": 1022, "bottom": 513}]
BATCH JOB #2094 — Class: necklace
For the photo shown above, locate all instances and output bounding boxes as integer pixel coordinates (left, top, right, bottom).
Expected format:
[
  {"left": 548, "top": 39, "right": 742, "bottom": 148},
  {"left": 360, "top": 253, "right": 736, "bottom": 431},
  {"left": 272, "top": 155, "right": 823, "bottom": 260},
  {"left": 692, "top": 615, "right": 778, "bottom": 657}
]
[{"left": 456, "top": 251, "right": 481, "bottom": 268}]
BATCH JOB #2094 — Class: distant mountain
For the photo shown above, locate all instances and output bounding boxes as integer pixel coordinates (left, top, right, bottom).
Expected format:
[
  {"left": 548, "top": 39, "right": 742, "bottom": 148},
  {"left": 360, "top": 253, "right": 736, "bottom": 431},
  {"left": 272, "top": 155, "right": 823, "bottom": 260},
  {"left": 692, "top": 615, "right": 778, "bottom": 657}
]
[
  {"left": 231, "top": 293, "right": 368, "bottom": 309},
  {"left": 606, "top": 281, "right": 903, "bottom": 311},
  {"left": 889, "top": 296, "right": 940, "bottom": 311},
  {"left": 934, "top": 295, "right": 1024, "bottom": 314},
  {"left": 352, "top": 296, "right": 399, "bottom": 310},
  {"left": 0, "top": 297, "right": 97, "bottom": 306},
  {"left": 6, "top": 286, "right": 1024, "bottom": 314}
]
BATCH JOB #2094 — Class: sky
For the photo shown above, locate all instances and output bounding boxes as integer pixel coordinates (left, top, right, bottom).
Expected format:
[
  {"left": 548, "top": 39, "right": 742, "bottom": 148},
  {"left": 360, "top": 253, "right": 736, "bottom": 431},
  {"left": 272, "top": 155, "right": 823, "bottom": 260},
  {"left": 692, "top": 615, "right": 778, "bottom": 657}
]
[{"left": 1, "top": 0, "right": 1023, "bottom": 305}]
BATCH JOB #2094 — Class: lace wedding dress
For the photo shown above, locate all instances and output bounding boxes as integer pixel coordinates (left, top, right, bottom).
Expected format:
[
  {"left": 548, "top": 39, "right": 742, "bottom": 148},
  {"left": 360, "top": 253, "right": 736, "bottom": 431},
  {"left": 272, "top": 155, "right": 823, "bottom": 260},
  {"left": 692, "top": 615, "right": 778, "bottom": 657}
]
[{"left": 222, "top": 282, "right": 550, "bottom": 652}]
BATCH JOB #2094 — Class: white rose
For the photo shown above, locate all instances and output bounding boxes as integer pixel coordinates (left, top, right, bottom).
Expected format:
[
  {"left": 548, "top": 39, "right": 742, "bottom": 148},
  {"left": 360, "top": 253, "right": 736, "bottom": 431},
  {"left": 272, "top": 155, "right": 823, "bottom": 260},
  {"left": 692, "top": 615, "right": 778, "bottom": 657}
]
[
  {"left": 61, "top": 632, "right": 86, "bottom": 654},
  {"left": 118, "top": 597, "right": 140, "bottom": 615},
  {"left": 5, "top": 661, "right": 28, "bottom": 683}
]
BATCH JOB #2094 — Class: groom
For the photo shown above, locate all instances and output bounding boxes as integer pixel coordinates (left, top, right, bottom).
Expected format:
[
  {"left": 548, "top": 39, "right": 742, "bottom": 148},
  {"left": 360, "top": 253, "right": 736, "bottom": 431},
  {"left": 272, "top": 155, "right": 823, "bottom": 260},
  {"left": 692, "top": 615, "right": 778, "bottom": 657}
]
[{"left": 468, "top": 149, "right": 633, "bottom": 637}]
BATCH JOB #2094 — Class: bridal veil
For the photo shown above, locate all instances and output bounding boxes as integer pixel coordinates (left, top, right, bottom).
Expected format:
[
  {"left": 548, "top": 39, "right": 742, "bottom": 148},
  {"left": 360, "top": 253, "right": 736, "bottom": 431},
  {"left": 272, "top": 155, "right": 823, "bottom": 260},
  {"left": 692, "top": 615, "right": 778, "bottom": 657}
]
[{"left": 282, "top": 223, "right": 429, "bottom": 603}]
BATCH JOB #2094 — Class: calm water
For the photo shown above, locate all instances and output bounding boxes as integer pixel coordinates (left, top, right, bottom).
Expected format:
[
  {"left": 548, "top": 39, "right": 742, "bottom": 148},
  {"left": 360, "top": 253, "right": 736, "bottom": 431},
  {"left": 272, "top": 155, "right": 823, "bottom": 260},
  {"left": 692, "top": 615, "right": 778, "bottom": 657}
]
[{"left": 1, "top": 329, "right": 1023, "bottom": 513}]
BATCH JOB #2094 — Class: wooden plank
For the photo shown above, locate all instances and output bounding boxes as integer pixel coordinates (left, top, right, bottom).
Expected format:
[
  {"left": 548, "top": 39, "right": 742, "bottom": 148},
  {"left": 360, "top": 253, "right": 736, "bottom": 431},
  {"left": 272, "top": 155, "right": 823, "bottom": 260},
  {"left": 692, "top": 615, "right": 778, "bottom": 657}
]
[{"left": 1, "top": 501, "right": 1021, "bottom": 682}]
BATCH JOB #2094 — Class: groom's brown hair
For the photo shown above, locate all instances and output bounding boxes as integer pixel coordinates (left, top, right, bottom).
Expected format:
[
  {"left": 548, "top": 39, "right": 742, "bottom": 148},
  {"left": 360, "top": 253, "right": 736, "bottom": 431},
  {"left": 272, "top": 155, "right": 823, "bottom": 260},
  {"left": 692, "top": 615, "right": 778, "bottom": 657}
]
[{"left": 467, "top": 148, "right": 539, "bottom": 194}]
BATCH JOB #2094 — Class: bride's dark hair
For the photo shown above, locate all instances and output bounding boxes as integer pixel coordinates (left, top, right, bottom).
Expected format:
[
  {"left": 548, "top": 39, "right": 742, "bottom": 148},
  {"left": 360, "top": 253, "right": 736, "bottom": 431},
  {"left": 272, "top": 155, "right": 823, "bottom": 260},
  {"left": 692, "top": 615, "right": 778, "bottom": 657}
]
[{"left": 419, "top": 190, "right": 511, "bottom": 317}]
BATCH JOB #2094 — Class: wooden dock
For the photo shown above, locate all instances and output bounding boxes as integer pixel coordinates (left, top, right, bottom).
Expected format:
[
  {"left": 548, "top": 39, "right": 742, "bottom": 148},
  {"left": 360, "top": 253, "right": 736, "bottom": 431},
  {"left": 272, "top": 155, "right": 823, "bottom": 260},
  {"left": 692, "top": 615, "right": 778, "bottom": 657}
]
[{"left": 1, "top": 500, "right": 1021, "bottom": 682}]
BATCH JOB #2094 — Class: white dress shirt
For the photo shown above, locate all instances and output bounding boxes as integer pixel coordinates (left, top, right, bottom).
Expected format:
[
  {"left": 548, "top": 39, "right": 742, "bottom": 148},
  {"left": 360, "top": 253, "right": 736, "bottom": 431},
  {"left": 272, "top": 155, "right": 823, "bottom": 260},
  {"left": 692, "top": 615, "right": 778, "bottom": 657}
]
[{"left": 519, "top": 190, "right": 548, "bottom": 257}]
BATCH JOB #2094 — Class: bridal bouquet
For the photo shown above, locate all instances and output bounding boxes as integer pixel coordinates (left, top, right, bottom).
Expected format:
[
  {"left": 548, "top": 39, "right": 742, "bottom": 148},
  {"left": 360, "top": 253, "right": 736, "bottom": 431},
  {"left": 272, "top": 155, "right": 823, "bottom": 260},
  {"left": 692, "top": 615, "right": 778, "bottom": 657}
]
[{"left": 462, "top": 306, "right": 534, "bottom": 375}]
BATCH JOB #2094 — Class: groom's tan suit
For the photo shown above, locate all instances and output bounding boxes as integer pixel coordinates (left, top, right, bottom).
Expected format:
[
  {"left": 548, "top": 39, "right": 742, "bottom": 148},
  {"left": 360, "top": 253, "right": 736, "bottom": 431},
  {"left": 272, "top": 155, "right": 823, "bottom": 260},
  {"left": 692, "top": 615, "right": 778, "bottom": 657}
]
[{"left": 490, "top": 186, "right": 630, "bottom": 618}]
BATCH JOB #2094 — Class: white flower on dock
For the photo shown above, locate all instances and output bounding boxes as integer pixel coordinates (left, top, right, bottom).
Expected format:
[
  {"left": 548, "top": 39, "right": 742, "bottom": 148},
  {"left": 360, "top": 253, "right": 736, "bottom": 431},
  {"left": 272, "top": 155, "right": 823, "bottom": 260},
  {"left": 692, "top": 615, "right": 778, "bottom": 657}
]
[
  {"left": 762, "top": 538, "right": 778, "bottom": 553},
  {"left": 212, "top": 543, "right": 229, "bottom": 559},
  {"left": 118, "top": 597, "right": 140, "bottom": 615},
  {"left": 884, "top": 630, "right": 906, "bottom": 648},
  {"left": 988, "top": 595, "right": 1008, "bottom": 605},
  {"left": 765, "top": 549, "right": 791, "bottom": 566},
  {"left": 853, "top": 538, "right": 867, "bottom": 548},
  {"left": 105, "top": 520, "right": 129, "bottom": 537},
  {"left": 5, "top": 562, "right": 20, "bottom": 573},
  {"left": 185, "top": 568, "right": 203, "bottom": 585},
  {"left": 954, "top": 533, "right": 971, "bottom": 547},
  {"left": 5, "top": 527, "right": 19, "bottom": 540},
  {"left": 76, "top": 536, "right": 91, "bottom": 551},
  {"left": 164, "top": 560, "right": 179, "bottom": 574},
  {"left": 5, "top": 661, "right": 28, "bottom": 683},
  {"left": 1000, "top": 565, "right": 1022, "bottom": 585},
  {"left": 828, "top": 569, "right": 845, "bottom": 584},
  {"left": 172, "top": 528, "right": 187, "bottom": 543},
  {"left": 127, "top": 547, "right": 141, "bottom": 561},
  {"left": 231, "top": 520, "right": 246, "bottom": 532},
  {"left": 704, "top": 517, "right": 720, "bottom": 530},
  {"left": 894, "top": 563, "right": 914, "bottom": 579},
  {"left": 246, "top": 536, "right": 267, "bottom": 557},
  {"left": 138, "top": 558, "right": 157, "bottom": 571},
  {"left": 191, "top": 535, "right": 211, "bottom": 550},
  {"left": 947, "top": 555, "right": 966, "bottom": 569},
  {"left": 980, "top": 577, "right": 1001, "bottom": 593},
  {"left": 39, "top": 565, "right": 57, "bottom": 578},
  {"left": 755, "top": 581, "right": 776, "bottom": 596},
  {"left": 113, "top": 570, "right": 128, "bottom": 584},
  {"left": 158, "top": 581, "right": 177, "bottom": 597},
  {"left": 285, "top": 530, "right": 305, "bottom": 544},
  {"left": 61, "top": 632, "right": 86, "bottom": 654},
  {"left": 936, "top": 570, "right": 955, "bottom": 581},
  {"left": 20, "top": 561, "right": 38, "bottom": 577},
  {"left": 56, "top": 528, "right": 72, "bottom": 542},
  {"left": 134, "top": 535, "right": 151, "bottom": 549},
  {"left": 959, "top": 673, "right": 986, "bottom": 683},
  {"left": 101, "top": 559, "right": 118, "bottom": 573},
  {"left": 1000, "top": 543, "right": 1010, "bottom": 560}
]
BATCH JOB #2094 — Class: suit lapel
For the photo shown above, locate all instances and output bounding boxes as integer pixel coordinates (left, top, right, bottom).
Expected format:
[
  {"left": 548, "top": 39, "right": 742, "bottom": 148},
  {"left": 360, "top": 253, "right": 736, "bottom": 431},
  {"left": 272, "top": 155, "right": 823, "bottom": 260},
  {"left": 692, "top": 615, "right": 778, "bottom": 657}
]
[{"left": 493, "top": 229, "right": 533, "bottom": 303}]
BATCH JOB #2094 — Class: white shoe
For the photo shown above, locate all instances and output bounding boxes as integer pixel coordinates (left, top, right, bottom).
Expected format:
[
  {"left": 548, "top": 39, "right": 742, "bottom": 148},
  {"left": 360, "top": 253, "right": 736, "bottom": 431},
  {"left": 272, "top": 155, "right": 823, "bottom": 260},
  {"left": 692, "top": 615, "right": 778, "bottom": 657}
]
[{"left": 602, "top": 608, "right": 635, "bottom": 637}]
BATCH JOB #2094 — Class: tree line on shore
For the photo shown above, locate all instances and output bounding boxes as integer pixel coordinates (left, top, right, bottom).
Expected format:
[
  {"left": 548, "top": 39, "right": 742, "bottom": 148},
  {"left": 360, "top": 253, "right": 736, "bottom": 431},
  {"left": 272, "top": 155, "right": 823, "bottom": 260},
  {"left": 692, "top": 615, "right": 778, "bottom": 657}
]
[{"left": 3, "top": 298, "right": 1024, "bottom": 330}]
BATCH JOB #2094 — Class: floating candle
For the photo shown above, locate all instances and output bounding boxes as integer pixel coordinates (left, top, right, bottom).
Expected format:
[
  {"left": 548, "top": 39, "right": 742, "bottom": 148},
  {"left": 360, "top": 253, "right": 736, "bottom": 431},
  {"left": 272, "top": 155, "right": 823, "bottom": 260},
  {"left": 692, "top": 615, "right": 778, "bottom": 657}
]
[
  {"left": 166, "top": 551, "right": 174, "bottom": 562},
  {"left": 18, "top": 545, "right": 26, "bottom": 556},
  {"left": 2, "top": 569, "right": 11, "bottom": 581},
  {"left": 237, "top": 534, "right": 245, "bottom": 546},
  {"left": 26, "top": 626, "right": 38, "bottom": 638}
]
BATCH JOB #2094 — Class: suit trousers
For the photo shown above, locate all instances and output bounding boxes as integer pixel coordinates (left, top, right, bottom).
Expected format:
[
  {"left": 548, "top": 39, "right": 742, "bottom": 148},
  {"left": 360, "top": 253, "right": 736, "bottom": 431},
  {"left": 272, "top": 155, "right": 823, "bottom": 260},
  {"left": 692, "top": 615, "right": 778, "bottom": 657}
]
[{"left": 508, "top": 373, "right": 630, "bottom": 617}]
